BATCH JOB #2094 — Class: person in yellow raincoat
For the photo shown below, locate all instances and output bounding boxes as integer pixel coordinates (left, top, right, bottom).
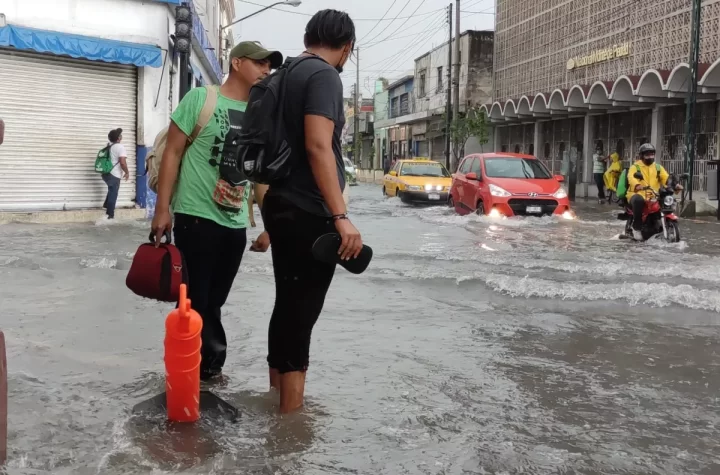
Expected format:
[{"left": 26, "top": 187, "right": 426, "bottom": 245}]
[
  {"left": 626, "top": 143, "right": 682, "bottom": 240},
  {"left": 603, "top": 153, "right": 622, "bottom": 199}
]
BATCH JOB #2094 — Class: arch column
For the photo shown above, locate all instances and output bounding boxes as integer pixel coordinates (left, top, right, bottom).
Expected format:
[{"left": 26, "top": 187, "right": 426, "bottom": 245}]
[
  {"left": 582, "top": 114, "right": 594, "bottom": 197},
  {"left": 533, "top": 122, "right": 543, "bottom": 159},
  {"left": 651, "top": 105, "right": 664, "bottom": 160}
]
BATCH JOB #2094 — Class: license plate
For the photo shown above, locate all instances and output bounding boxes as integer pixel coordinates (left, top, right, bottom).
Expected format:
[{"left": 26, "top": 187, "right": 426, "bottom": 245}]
[
  {"left": 526, "top": 205, "right": 542, "bottom": 214},
  {"left": 428, "top": 193, "right": 440, "bottom": 200}
]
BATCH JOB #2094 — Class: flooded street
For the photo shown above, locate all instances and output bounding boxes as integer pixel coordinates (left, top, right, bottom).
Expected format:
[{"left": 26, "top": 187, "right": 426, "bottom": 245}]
[{"left": 1, "top": 184, "right": 719, "bottom": 474}]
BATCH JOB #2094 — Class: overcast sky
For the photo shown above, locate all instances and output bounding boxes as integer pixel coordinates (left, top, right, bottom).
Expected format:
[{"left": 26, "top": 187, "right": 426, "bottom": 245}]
[{"left": 230, "top": 0, "right": 494, "bottom": 99}]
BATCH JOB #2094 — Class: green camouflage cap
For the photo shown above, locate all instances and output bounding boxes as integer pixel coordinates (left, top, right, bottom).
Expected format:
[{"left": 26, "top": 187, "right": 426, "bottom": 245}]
[{"left": 230, "top": 41, "right": 283, "bottom": 69}]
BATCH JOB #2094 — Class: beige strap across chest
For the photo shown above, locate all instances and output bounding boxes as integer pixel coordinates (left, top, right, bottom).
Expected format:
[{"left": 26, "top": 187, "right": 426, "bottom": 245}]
[{"left": 188, "top": 85, "right": 219, "bottom": 144}]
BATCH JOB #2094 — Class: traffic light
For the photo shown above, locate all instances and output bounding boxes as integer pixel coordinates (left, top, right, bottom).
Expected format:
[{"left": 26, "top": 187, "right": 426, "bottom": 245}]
[{"left": 174, "top": 5, "right": 192, "bottom": 54}]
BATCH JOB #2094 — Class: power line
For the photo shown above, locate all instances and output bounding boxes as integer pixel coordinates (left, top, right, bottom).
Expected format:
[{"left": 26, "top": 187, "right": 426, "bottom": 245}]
[
  {"left": 236, "top": 0, "right": 443, "bottom": 20},
  {"left": 362, "top": 8, "right": 449, "bottom": 48},
  {"left": 362, "top": 15, "right": 445, "bottom": 70},
  {"left": 372, "top": 18, "right": 447, "bottom": 79},
  {"left": 360, "top": 0, "right": 413, "bottom": 46},
  {"left": 357, "top": 0, "right": 400, "bottom": 44},
  {"left": 363, "top": 0, "right": 430, "bottom": 46}
]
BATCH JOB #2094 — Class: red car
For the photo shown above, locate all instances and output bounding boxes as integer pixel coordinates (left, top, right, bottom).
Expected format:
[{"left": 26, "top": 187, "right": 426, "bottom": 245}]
[{"left": 449, "top": 153, "right": 574, "bottom": 218}]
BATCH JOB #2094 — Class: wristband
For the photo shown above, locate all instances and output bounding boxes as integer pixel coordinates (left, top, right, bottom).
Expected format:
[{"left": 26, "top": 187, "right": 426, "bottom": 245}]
[{"left": 332, "top": 214, "right": 348, "bottom": 221}]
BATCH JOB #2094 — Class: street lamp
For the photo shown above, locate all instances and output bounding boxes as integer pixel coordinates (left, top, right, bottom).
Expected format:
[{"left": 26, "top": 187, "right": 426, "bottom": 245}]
[{"left": 222, "top": 0, "right": 302, "bottom": 31}]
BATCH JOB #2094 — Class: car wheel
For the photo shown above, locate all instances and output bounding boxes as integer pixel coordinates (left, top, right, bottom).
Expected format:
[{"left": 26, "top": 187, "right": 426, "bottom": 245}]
[
  {"left": 448, "top": 196, "right": 454, "bottom": 208},
  {"left": 476, "top": 201, "right": 485, "bottom": 216}
]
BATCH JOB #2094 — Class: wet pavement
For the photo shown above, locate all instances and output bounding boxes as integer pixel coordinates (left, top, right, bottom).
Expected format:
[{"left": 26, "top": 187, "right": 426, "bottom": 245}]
[{"left": 1, "top": 184, "right": 719, "bottom": 474}]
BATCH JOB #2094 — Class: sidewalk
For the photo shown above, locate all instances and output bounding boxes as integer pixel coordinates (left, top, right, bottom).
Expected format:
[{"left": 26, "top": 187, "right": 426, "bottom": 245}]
[
  {"left": 585, "top": 184, "right": 718, "bottom": 216},
  {"left": 0, "top": 207, "right": 146, "bottom": 225}
]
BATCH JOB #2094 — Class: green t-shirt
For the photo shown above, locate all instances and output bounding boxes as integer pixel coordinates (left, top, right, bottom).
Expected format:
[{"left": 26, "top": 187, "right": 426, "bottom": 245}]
[{"left": 170, "top": 87, "right": 250, "bottom": 229}]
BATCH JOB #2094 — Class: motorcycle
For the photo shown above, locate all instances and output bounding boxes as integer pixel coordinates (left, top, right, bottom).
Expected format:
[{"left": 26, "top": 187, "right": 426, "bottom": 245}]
[{"left": 617, "top": 172, "right": 685, "bottom": 243}]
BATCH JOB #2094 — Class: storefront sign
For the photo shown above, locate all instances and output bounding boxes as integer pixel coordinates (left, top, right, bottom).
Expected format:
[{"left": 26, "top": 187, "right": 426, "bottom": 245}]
[{"left": 566, "top": 42, "right": 631, "bottom": 70}]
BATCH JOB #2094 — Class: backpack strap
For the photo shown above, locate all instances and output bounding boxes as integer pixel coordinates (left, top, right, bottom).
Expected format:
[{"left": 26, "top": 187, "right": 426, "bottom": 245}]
[{"left": 188, "top": 85, "right": 219, "bottom": 144}]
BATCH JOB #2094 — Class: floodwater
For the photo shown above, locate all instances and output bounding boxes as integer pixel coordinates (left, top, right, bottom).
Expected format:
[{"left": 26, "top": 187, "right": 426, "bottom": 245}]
[{"left": 1, "top": 185, "right": 719, "bottom": 474}]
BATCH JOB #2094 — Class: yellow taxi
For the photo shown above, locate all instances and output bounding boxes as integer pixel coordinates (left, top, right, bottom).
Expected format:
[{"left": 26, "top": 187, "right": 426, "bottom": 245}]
[{"left": 382, "top": 158, "right": 452, "bottom": 204}]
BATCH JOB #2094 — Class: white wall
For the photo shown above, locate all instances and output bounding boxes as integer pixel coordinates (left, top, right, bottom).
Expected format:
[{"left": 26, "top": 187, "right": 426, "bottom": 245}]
[
  {"left": 0, "top": 0, "right": 221, "bottom": 145},
  {"left": 0, "top": 0, "right": 167, "bottom": 45}
]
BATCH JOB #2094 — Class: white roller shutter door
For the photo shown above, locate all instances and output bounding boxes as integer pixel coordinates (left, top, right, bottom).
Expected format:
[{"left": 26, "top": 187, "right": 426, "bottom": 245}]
[{"left": 0, "top": 49, "right": 137, "bottom": 211}]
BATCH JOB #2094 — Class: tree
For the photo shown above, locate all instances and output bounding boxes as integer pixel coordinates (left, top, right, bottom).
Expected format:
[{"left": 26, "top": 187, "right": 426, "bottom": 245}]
[{"left": 448, "top": 106, "right": 489, "bottom": 170}]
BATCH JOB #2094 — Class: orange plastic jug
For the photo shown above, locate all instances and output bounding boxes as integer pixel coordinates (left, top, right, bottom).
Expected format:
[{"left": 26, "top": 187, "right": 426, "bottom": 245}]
[{"left": 164, "top": 283, "right": 203, "bottom": 422}]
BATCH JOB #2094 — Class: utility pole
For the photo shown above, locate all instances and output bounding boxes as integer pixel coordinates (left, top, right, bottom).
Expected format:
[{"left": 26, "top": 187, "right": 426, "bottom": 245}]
[
  {"left": 683, "top": 0, "right": 702, "bottom": 208},
  {"left": 354, "top": 46, "right": 360, "bottom": 167},
  {"left": 451, "top": 0, "right": 461, "bottom": 171},
  {"left": 444, "top": 3, "right": 453, "bottom": 171}
]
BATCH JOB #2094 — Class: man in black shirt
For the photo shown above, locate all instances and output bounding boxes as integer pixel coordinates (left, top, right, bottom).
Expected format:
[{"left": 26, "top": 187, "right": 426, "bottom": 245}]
[{"left": 260, "top": 9, "right": 362, "bottom": 413}]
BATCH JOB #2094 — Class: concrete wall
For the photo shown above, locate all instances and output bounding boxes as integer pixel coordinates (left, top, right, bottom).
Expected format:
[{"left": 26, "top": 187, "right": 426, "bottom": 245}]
[
  {"left": 413, "top": 30, "right": 494, "bottom": 116},
  {"left": 357, "top": 169, "right": 385, "bottom": 184}
]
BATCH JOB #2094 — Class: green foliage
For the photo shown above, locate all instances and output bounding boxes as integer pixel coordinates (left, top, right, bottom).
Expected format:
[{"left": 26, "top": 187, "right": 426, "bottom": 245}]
[{"left": 449, "top": 107, "right": 490, "bottom": 161}]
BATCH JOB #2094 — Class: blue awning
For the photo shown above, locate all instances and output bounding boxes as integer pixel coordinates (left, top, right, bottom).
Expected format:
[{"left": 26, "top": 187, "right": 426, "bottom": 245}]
[{"left": 0, "top": 24, "right": 162, "bottom": 68}]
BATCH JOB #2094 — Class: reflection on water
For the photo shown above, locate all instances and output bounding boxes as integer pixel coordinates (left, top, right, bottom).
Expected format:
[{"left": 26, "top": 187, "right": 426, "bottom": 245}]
[{"left": 0, "top": 185, "right": 719, "bottom": 474}]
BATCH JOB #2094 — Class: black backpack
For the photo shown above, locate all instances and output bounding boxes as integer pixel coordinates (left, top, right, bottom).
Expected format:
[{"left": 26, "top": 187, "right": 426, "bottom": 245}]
[{"left": 237, "top": 56, "right": 319, "bottom": 185}]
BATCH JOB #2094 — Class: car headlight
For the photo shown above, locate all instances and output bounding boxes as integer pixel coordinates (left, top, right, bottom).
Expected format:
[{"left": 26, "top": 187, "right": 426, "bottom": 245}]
[
  {"left": 489, "top": 184, "right": 511, "bottom": 197},
  {"left": 407, "top": 185, "right": 423, "bottom": 191},
  {"left": 663, "top": 195, "right": 675, "bottom": 207},
  {"left": 553, "top": 187, "right": 568, "bottom": 199}
]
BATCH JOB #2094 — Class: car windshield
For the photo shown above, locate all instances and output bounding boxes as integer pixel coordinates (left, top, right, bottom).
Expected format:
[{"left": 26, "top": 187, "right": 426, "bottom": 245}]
[
  {"left": 484, "top": 157, "right": 552, "bottom": 179},
  {"left": 400, "top": 162, "right": 450, "bottom": 177}
]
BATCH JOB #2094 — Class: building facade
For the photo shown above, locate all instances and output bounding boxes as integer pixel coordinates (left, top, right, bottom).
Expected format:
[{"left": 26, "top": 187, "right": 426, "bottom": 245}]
[
  {"left": 0, "top": 0, "right": 229, "bottom": 211},
  {"left": 372, "top": 30, "right": 494, "bottom": 169},
  {"left": 483, "top": 0, "right": 720, "bottom": 196},
  {"left": 373, "top": 79, "right": 390, "bottom": 170}
]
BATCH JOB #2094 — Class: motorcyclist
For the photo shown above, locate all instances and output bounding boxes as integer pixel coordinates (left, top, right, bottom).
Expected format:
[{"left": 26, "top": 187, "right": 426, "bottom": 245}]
[{"left": 626, "top": 143, "right": 681, "bottom": 240}]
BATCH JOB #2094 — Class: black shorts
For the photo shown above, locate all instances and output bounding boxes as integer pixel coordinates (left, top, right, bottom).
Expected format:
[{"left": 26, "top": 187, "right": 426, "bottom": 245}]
[{"left": 262, "top": 193, "right": 336, "bottom": 373}]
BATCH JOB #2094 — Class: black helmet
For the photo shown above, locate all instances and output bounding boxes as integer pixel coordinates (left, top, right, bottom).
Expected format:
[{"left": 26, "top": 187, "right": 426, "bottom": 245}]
[{"left": 638, "top": 143, "right": 655, "bottom": 155}]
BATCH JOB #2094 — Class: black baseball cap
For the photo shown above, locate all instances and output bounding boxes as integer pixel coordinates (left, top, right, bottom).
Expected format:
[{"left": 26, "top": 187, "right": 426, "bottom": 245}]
[
  {"left": 230, "top": 41, "right": 283, "bottom": 69},
  {"left": 108, "top": 128, "right": 123, "bottom": 143}
]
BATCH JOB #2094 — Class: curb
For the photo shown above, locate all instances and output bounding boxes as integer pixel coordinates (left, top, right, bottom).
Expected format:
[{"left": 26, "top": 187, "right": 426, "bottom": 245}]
[{"left": 0, "top": 208, "right": 146, "bottom": 225}]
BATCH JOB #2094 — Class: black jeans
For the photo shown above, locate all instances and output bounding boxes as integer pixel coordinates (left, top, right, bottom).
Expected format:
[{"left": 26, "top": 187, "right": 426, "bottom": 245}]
[
  {"left": 630, "top": 194, "right": 645, "bottom": 230},
  {"left": 102, "top": 174, "right": 121, "bottom": 218},
  {"left": 173, "top": 213, "right": 247, "bottom": 377},
  {"left": 263, "top": 193, "right": 336, "bottom": 374},
  {"left": 594, "top": 173, "right": 606, "bottom": 200}
]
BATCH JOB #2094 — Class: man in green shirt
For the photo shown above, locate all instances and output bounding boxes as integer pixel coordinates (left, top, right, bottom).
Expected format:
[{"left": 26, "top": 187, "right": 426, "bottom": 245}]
[{"left": 152, "top": 42, "right": 282, "bottom": 381}]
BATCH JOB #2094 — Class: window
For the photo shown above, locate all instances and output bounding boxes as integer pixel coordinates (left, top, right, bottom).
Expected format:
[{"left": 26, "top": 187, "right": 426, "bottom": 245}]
[
  {"left": 458, "top": 158, "right": 473, "bottom": 174},
  {"left": 470, "top": 158, "right": 482, "bottom": 174},
  {"left": 419, "top": 70, "right": 426, "bottom": 97},
  {"left": 437, "top": 66, "right": 443, "bottom": 92},
  {"left": 399, "top": 162, "right": 450, "bottom": 178},
  {"left": 484, "top": 158, "right": 552, "bottom": 179},
  {"left": 390, "top": 97, "right": 399, "bottom": 118},
  {"left": 400, "top": 93, "right": 409, "bottom": 115}
]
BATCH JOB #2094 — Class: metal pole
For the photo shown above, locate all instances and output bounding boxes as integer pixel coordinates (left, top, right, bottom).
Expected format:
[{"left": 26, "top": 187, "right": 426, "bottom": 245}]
[
  {"left": 179, "top": 52, "right": 191, "bottom": 101},
  {"left": 444, "top": 3, "right": 453, "bottom": 171},
  {"left": 451, "top": 0, "right": 461, "bottom": 171},
  {"left": 355, "top": 46, "right": 360, "bottom": 167},
  {"left": 683, "top": 0, "right": 702, "bottom": 204}
]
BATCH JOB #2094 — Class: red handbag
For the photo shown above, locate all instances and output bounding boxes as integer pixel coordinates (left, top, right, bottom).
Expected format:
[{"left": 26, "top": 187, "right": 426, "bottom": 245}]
[{"left": 126, "top": 232, "right": 188, "bottom": 302}]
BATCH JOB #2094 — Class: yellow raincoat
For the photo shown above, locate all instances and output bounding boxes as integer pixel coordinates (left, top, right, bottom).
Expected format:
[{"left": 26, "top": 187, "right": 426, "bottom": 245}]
[
  {"left": 603, "top": 153, "right": 622, "bottom": 191},
  {"left": 626, "top": 159, "right": 670, "bottom": 201}
]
